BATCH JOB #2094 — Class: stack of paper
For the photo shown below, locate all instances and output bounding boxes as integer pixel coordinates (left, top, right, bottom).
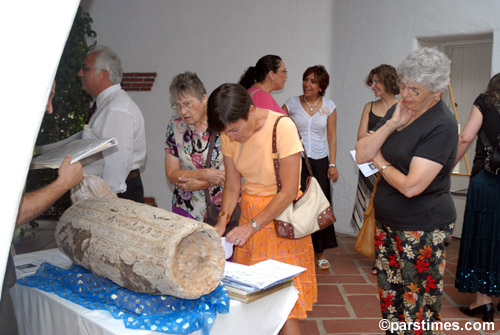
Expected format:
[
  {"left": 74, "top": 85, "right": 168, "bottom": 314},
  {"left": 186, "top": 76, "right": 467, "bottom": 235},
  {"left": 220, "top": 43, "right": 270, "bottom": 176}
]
[
  {"left": 223, "top": 259, "right": 305, "bottom": 303},
  {"left": 30, "top": 137, "right": 117, "bottom": 169}
]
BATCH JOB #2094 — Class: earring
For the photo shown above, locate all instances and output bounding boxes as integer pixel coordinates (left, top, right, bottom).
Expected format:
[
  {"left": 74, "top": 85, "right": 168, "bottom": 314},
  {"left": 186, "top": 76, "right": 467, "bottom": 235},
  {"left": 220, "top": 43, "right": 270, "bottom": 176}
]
[{"left": 434, "top": 96, "right": 439, "bottom": 102}]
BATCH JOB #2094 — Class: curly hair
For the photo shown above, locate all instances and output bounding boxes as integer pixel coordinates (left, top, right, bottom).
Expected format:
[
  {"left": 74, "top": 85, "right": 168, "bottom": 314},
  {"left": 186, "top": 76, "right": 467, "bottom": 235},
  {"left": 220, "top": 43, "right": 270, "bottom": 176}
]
[
  {"left": 397, "top": 47, "right": 450, "bottom": 93},
  {"left": 365, "top": 64, "right": 399, "bottom": 95},
  {"left": 169, "top": 71, "right": 207, "bottom": 104},
  {"left": 483, "top": 73, "right": 500, "bottom": 107}
]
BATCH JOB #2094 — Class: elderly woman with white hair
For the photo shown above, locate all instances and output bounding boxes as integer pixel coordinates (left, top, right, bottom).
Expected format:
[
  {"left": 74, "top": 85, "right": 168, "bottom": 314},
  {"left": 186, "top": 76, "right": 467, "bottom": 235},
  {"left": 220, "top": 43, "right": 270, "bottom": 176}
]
[{"left": 356, "top": 48, "right": 458, "bottom": 333}]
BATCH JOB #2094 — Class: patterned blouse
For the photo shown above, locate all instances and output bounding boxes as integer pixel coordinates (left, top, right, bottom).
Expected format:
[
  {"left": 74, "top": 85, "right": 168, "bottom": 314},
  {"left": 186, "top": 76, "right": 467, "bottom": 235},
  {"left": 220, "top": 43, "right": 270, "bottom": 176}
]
[{"left": 165, "top": 117, "right": 223, "bottom": 221}]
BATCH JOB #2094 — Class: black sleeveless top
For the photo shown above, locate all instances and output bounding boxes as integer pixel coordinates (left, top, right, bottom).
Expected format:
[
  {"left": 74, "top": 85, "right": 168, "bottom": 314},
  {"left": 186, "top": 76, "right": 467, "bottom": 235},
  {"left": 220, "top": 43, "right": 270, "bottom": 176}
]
[
  {"left": 472, "top": 94, "right": 500, "bottom": 175},
  {"left": 368, "top": 102, "right": 383, "bottom": 131}
]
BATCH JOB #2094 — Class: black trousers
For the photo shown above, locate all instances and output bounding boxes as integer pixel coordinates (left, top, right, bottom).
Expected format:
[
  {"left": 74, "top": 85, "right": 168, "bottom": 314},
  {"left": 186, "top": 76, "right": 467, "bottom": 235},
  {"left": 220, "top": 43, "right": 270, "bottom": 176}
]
[
  {"left": 118, "top": 175, "right": 144, "bottom": 203},
  {"left": 301, "top": 156, "right": 338, "bottom": 253}
]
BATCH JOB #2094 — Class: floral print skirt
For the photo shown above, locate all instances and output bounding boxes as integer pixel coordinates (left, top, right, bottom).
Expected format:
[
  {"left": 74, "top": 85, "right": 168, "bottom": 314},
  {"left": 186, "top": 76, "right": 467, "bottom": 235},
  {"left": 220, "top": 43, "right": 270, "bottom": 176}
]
[
  {"left": 233, "top": 191, "right": 318, "bottom": 319},
  {"left": 374, "top": 221, "right": 454, "bottom": 334}
]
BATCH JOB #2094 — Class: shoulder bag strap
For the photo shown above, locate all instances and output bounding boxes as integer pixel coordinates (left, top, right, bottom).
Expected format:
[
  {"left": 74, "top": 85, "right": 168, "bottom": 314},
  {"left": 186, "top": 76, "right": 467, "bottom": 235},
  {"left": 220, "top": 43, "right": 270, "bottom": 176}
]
[
  {"left": 204, "top": 132, "right": 217, "bottom": 206},
  {"left": 272, "top": 116, "right": 313, "bottom": 193},
  {"left": 250, "top": 89, "right": 263, "bottom": 97}
]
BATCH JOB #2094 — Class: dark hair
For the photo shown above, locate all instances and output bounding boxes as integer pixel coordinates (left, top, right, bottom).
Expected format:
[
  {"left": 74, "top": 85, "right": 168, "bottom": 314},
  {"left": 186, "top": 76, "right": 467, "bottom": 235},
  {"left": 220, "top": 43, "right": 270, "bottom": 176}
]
[
  {"left": 303, "top": 65, "right": 330, "bottom": 97},
  {"left": 483, "top": 73, "right": 500, "bottom": 107},
  {"left": 207, "top": 84, "right": 253, "bottom": 132},
  {"left": 365, "top": 64, "right": 400, "bottom": 95},
  {"left": 238, "top": 55, "right": 282, "bottom": 89}
]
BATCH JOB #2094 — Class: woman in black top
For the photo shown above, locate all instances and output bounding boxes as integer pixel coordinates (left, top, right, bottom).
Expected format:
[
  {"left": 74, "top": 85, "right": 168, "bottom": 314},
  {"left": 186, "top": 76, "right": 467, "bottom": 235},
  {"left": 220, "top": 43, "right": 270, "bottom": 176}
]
[
  {"left": 455, "top": 73, "right": 500, "bottom": 322},
  {"left": 356, "top": 48, "right": 458, "bottom": 333},
  {"left": 351, "top": 65, "right": 399, "bottom": 275}
]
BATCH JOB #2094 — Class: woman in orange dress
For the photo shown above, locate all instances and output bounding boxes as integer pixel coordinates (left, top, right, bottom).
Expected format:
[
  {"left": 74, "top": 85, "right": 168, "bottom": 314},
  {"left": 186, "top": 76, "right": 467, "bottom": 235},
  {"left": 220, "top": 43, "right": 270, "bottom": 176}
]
[{"left": 207, "top": 83, "right": 317, "bottom": 335}]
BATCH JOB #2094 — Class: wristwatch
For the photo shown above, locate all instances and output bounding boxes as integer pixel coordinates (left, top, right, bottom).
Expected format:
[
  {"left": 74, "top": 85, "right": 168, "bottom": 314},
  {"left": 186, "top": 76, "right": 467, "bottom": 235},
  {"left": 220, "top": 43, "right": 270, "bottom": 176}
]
[
  {"left": 381, "top": 164, "right": 391, "bottom": 171},
  {"left": 328, "top": 163, "right": 336, "bottom": 168},
  {"left": 251, "top": 219, "right": 259, "bottom": 231}
]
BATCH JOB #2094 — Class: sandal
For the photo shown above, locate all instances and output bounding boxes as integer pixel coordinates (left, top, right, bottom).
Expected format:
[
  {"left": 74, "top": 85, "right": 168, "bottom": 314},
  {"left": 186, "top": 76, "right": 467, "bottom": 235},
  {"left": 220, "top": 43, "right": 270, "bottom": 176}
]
[{"left": 317, "top": 259, "right": 330, "bottom": 270}]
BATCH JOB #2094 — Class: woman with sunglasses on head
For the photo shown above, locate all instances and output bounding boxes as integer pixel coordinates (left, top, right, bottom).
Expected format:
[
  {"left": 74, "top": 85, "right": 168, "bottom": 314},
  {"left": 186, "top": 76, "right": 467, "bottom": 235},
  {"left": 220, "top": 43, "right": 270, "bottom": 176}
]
[
  {"left": 282, "top": 65, "right": 338, "bottom": 270},
  {"left": 165, "top": 72, "right": 225, "bottom": 222},
  {"left": 351, "top": 64, "right": 399, "bottom": 275},
  {"left": 239, "top": 54, "right": 288, "bottom": 115},
  {"left": 356, "top": 48, "right": 458, "bottom": 334}
]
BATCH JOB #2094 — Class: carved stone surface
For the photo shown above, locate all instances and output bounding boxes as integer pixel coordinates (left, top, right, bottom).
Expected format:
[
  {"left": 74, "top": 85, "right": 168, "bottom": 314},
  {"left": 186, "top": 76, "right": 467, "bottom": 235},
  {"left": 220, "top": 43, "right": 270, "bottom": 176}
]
[{"left": 55, "top": 198, "right": 225, "bottom": 299}]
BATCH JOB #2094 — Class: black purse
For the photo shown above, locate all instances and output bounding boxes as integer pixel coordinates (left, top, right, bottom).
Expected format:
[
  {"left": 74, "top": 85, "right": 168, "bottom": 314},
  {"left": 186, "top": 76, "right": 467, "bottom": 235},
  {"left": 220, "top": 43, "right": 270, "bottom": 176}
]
[
  {"left": 203, "top": 132, "right": 241, "bottom": 236},
  {"left": 478, "top": 130, "right": 500, "bottom": 175}
]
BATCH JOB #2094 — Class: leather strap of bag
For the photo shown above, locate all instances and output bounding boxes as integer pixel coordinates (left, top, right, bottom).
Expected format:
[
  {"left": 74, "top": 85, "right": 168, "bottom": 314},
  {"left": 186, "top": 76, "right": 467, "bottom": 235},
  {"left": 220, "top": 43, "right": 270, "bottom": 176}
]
[
  {"left": 478, "top": 102, "right": 500, "bottom": 152},
  {"left": 272, "top": 116, "right": 313, "bottom": 192},
  {"left": 203, "top": 132, "right": 217, "bottom": 207},
  {"left": 249, "top": 88, "right": 263, "bottom": 97}
]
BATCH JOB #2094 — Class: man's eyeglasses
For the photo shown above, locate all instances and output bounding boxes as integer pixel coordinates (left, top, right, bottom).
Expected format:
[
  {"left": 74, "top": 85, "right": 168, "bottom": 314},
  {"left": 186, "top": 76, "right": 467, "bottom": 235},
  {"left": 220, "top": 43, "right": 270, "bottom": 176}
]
[
  {"left": 397, "top": 79, "right": 422, "bottom": 97},
  {"left": 81, "top": 64, "right": 97, "bottom": 73},
  {"left": 171, "top": 100, "right": 196, "bottom": 112}
]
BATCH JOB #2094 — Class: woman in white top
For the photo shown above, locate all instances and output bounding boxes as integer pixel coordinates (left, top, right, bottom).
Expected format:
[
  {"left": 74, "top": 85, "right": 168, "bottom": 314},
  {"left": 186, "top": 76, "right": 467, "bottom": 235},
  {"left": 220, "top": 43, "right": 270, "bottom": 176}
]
[{"left": 282, "top": 65, "right": 338, "bottom": 270}]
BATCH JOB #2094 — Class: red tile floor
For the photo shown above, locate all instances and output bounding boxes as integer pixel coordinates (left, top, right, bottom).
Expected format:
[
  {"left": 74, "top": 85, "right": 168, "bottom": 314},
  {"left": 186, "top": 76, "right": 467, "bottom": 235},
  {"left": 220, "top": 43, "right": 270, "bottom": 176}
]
[
  {"left": 300, "top": 235, "right": 500, "bottom": 335},
  {"left": 13, "top": 222, "right": 500, "bottom": 334}
]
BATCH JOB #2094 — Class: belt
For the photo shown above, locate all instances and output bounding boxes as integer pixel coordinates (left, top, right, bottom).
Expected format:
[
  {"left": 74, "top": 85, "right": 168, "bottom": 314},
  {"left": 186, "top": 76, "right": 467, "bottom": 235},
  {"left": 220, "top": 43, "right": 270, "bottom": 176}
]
[{"left": 127, "top": 169, "right": 140, "bottom": 180}]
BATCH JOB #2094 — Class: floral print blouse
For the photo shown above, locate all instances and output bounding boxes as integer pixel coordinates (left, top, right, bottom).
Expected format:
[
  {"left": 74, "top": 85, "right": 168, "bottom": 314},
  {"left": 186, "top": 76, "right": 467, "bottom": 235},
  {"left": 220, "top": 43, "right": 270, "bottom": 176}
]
[{"left": 165, "top": 117, "right": 223, "bottom": 221}]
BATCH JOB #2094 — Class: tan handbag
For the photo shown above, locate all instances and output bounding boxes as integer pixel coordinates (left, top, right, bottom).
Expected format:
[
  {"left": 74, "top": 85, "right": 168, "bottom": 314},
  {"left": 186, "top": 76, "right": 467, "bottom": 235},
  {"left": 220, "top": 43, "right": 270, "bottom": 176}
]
[
  {"left": 354, "top": 173, "right": 381, "bottom": 259},
  {"left": 272, "top": 116, "right": 336, "bottom": 239}
]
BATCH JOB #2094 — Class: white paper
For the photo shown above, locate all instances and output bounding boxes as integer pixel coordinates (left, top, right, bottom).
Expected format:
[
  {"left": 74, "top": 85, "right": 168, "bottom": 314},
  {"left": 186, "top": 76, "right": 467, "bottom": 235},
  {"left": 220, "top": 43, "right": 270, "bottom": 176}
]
[
  {"left": 30, "top": 137, "right": 117, "bottom": 169},
  {"left": 221, "top": 237, "right": 234, "bottom": 260},
  {"left": 223, "top": 259, "right": 305, "bottom": 291},
  {"left": 350, "top": 150, "right": 379, "bottom": 177},
  {"left": 14, "top": 249, "right": 72, "bottom": 278},
  {"left": 34, "top": 131, "right": 83, "bottom": 154}
]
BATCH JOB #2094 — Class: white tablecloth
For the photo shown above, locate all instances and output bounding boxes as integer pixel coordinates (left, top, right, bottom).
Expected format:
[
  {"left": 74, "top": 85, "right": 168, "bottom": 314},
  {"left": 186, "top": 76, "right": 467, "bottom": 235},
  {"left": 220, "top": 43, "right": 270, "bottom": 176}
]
[{"left": 11, "top": 249, "right": 298, "bottom": 335}]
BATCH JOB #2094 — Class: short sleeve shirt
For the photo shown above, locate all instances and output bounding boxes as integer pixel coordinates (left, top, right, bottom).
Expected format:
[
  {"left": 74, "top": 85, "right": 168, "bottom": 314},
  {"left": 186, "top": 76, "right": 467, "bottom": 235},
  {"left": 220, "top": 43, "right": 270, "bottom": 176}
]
[
  {"left": 471, "top": 94, "right": 500, "bottom": 175},
  {"left": 373, "top": 101, "right": 458, "bottom": 231},
  {"left": 284, "top": 96, "right": 336, "bottom": 159},
  {"left": 221, "top": 111, "right": 303, "bottom": 196},
  {"left": 248, "top": 88, "right": 287, "bottom": 115},
  {"left": 165, "top": 116, "right": 223, "bottom": 221}
]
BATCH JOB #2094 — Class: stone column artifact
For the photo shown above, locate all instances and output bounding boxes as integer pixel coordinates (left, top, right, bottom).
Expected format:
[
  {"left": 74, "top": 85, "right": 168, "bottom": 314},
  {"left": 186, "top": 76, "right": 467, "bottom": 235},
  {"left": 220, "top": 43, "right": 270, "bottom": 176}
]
[{"left": 55, "top": 198, "right": 225, "bottom": 299}]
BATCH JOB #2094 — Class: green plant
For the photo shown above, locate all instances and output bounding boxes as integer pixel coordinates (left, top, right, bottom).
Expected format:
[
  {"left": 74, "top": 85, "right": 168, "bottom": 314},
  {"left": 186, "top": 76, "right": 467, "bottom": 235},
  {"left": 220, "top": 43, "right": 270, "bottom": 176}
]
[{"left": 25, "top": 6, "right": 97, "bottom": 217}]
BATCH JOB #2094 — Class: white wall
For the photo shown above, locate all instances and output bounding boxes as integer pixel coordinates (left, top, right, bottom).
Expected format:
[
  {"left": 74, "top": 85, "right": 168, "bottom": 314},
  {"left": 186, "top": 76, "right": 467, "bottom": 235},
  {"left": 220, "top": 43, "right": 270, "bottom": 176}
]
[
  {"left": 84, "top": 0, "right": 500, "bottom": 236},
  {"left": 83, "top": 0, "right": 336, "bottom": 209},
  {"left": 331, "top": 0, "right": 500, "bottom": 235}
]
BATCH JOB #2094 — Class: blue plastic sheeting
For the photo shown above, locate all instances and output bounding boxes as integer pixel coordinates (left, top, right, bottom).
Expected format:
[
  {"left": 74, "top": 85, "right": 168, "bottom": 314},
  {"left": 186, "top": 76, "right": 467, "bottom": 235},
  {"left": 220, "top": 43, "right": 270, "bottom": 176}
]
[{"left": 18, "top": 263, "right": 230, "bottom": 334}]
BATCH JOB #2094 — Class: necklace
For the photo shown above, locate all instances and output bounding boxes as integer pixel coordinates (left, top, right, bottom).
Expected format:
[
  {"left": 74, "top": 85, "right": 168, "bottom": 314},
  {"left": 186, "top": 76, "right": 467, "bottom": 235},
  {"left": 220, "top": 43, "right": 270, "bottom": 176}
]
[{"left": 303, "top": 95, "right": 321, "bottom": 113}]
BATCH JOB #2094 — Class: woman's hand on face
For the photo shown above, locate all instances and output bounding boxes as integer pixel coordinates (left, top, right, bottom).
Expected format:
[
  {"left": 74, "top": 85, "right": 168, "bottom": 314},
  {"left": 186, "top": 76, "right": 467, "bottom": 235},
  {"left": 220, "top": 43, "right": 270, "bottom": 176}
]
[
  {"left": 328, "top": 166, "right": 339, "bottom": 182},
  {"left": 390, "top": 101, "right": 414, "bottom": 130},
  {"left": 206, "top": 168, "right": 225, "bottom": 186},
  {"left": 225, "top": 224, "right": 255, "bottom": 247}
]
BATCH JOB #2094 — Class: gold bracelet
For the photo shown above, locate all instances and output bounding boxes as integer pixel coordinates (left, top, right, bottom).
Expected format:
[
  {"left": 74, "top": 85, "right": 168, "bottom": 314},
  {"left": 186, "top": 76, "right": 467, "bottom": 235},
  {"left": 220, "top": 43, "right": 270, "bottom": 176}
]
[{"left": 217, "top": 210, "right": 230, "bottom": 221}]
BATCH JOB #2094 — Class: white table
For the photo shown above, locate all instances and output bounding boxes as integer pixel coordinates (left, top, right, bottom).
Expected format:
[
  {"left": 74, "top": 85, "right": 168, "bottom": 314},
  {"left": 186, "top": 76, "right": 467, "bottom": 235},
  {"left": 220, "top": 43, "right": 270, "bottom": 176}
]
[{"left": 11, "top": 249, "right": 298, "bottom": 335}]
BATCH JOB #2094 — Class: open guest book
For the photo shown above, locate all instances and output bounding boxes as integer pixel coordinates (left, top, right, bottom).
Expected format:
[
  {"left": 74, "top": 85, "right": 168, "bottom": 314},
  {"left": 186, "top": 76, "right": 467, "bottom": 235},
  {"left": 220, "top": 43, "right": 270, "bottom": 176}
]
[
  {"left": 30, "top": 132, "right": 117, "bottom": 169},
  {"left": 223, "top": 259, "right": 305, "bottom": 303}
]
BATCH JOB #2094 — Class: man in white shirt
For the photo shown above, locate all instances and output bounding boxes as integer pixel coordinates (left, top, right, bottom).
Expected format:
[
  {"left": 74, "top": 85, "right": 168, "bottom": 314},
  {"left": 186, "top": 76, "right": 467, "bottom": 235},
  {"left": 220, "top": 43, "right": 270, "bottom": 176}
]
[{"left": 78, "top": 45, "right": 147, "bottom": 203}]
